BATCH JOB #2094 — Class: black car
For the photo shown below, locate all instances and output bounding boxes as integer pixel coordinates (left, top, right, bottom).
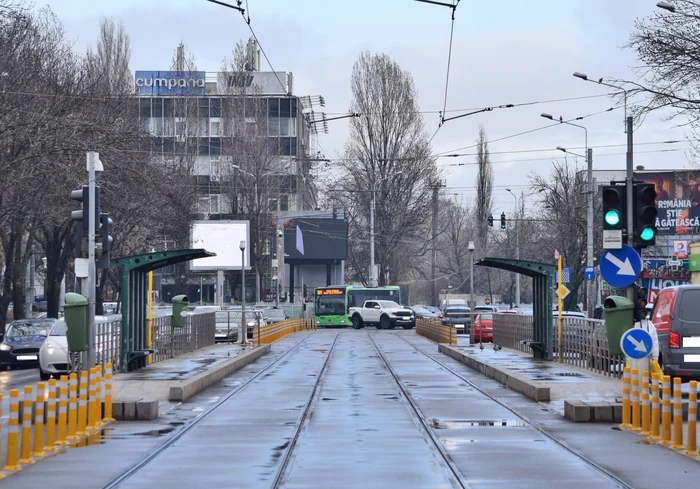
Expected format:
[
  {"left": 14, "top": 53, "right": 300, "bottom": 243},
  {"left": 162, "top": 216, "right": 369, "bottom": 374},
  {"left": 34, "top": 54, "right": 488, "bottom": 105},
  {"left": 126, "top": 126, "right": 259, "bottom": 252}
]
[
  {"left": 409, "top": 305, "right": 439, "bottom": 319},
  {"left": 0, "top": 318, "right": 56, "bottom": 370}
]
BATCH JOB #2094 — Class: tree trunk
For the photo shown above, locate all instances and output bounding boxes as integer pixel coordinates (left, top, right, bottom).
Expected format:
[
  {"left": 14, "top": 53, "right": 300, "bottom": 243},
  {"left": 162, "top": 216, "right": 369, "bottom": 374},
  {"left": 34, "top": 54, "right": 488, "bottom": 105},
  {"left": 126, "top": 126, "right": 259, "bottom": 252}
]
[
  {"left": 42, "top": 223, "right": 72, "bottom": 319},
  {"left": 0, "top": 231, "right": 17, "bottom": 332}
]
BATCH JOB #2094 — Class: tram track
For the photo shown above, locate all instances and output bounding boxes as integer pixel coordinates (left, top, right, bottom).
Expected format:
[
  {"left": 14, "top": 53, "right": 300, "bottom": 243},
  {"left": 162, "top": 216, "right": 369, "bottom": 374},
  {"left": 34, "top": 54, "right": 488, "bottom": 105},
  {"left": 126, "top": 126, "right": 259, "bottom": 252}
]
[
  {"left": 388, "top": 331, "right": 633, "bottom": 489},
  {"left": 101, "top": 331, "right": 339, "bottom": 489}
]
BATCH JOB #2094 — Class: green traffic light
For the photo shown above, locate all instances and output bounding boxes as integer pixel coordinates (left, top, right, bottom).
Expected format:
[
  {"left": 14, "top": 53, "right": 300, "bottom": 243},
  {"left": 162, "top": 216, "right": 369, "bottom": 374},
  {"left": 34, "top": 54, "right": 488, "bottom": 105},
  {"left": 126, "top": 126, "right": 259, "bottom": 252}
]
[
  {"left": 604, "top": 210, "right": 621, "bottom": 226},
  {"left": 640, "top": 227, "right": 655, "bottom": 241}
]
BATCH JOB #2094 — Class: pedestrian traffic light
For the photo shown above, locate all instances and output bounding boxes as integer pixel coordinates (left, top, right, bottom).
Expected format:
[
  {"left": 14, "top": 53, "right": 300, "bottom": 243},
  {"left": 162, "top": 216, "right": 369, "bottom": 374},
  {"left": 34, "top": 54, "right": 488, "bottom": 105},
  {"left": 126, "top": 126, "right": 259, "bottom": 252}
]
[
  {"left": 602, "top": 185, "right": 626, "bottom": 232},
  {"left": 96, "top": 213, "right": 113, "bottom": 269},
  {"left": 500, "top": 212, "right": 506, "bottom": 229},
  {"left": 487, "top": 215, "right": 493, "bottom": 227},
  {"left": 634, "top": 183, "right": 658, "bottom": 248}
]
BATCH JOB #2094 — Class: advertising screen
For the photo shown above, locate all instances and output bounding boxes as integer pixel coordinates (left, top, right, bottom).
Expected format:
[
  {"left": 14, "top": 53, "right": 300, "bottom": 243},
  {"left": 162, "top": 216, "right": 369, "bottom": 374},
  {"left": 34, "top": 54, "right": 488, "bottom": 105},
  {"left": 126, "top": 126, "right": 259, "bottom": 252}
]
[
  {"left": 637, "top": 171, "right": 700, "bottom": 235},
  {"left": 190, "top": 220, "right": 250, "bottom": 270},
  {"left": 135, "top": 70, "right": 206, "bottom": 96},
  {"left": 284, "top": 218, "right": 348, "bottom": 261}
]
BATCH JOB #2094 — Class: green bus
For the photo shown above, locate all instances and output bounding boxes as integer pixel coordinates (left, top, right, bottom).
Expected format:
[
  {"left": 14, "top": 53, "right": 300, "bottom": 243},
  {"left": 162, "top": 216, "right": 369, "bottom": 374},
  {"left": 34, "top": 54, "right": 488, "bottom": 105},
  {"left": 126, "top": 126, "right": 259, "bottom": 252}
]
[{"left": 314, "top": 285, "right": 403, "bottom": 327}]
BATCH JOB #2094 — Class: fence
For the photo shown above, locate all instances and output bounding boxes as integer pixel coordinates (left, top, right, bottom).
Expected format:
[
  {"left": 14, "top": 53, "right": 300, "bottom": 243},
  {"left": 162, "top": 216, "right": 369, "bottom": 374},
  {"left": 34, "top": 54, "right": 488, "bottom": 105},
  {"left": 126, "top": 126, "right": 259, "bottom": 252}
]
[
  {"left": 150, "top": 312, "right": 215, "bottom": 363},
  {"left": 492, "top": 313, "right": 624, "bottom": 378},
  {"left": 416, "top": 318, "right": 457, "bottom": 345},
  {"left": 254, "top": 318, "right": 316, "bottom": 345}
]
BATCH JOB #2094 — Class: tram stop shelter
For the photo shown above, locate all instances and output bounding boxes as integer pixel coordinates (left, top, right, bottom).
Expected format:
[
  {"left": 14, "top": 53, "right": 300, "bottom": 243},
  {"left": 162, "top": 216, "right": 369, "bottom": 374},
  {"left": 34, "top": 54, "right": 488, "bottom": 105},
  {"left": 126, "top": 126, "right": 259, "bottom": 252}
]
[
  {"left": 475, "top": 258, "right": 556, "bottom": 360},
  {"left": 114, "top": 249, "right": 215, "bottom": 372}
]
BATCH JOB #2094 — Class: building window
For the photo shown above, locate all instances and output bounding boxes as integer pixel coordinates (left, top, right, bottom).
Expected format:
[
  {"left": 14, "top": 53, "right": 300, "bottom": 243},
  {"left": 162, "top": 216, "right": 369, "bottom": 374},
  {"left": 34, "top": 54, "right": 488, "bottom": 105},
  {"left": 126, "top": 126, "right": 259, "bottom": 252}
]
[
  {"left": 210, "top": 120, "right": 220, "bottom": 137},
  {"left": 268, "top": 198, "right": 278, "bottom": 212},
  {"left": 163, "top": 98, "right": 174, "bottom": 118},
  {"left": 199, "top": 98, "right": 210, "bottom": 118},
  {"left": 290, "top": 137, "right": 297, "bottom": 156},
  {"left": 280, "top": 194, "right": 289, "bottom": 211},
  {"left": 198, "top": 138, "right": 209, "bottom": 156},
  {"left": 198, "top": 196, "right": 210, "bottom": 214},
  {"left": 152, "top": 98, "right": 163, "bottom": 117},
  {"left": 280, "top": 118, "right": 291, "bottom": 137},
  {"left": 210, "top": 98, "right": 222, "bottom": 117},
  {"left": 291, "top": 98, "right": 297, "bottom": 118},
  {"left": 139, "top": 99, "right": 151, "bottom": 118},
  {"left": 268, "top": 117, "right": 280, "bottom": 136},
  {"left": 268, "top": 98, "right": 279, "bottom": 117},
  {"left": 279, "top": 98, "right": 291, "bottom": 118},
  {"left": 210, "top": 137, "right": 221, "bottom": 156}
]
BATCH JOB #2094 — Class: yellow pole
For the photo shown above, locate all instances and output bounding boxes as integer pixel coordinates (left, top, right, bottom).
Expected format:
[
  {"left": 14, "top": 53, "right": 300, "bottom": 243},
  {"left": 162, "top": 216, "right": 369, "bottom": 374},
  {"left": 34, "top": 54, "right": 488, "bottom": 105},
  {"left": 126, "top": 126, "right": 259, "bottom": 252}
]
[
  {"left": 671, "top": 377, "right": 685, "bottom": 450},
  {"left": 557, "top": 254, "right": 563, "bottom": 364},
  {"left": 95, "top": 366, "right": 104, "bottom": 427},
  {"left": 631, "top": 368, "right": 640, "bottom": 431},
  {"left": 67, "top": 374, "right": 79, "bottom": 442},
  {"left": 649, "top": 373, "right": 660, "bottom": 441},
  {"left": 104, "top": 363, "right": 114, "bottom": 422},
  {"left": 660, "top": 375, "right": 672, "bottom": 445},
  {"left": 4, "top": 390, "right": 21, "bottom": 471},
  {"left": 45, "top": 378, "right": 58, "bottom": 454},
  {"left": 87, "top": 367, "right": 98, "bottom": 433},
  {"left": 685, "top": 380, "right": 698, "bottom": 457},
  {"left": 77, "top": 370, "right": 89, "bottom": 438},
  {"left": 19, "top": 385, "right": 35, "bottom": 464},
  {"left": 147, "top": 271, "right": 153, "bottom": 365},
  {"left": 32, "top": 382, "right": 46, "bottom": 459},
  {"left": 641, "top": 370, "right": 650, "bottom": 436},
  {"left": 0, "top": 393, "right": 3, "bottom": 478},
  {"left": 621, "top": 367, "right": 631, "bottom": 429}
]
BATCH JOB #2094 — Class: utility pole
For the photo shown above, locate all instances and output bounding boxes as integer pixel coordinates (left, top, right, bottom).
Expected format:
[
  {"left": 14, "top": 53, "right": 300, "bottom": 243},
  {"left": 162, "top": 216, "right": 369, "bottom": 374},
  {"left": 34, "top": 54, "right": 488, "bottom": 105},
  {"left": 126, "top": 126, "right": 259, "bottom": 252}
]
[
  {"left": 430, "top": 181, "right": 445, "bottom": 306},
  {"left": 370, "top": 189, "right": 376, "bottom": 287},
  {"left": 86, "top": 152, "right": 102, "bottom": 368},
  {"left": 626, "top": 116, "right": 635, "bottom": 304},
  {"left": 586, "top": 148, "right": 594, "bottom": 318}
]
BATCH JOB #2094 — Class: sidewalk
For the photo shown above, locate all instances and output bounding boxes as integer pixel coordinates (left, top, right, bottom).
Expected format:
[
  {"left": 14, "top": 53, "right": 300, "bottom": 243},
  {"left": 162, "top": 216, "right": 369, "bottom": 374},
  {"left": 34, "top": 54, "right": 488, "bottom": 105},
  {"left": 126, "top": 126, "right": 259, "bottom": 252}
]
[{"left": 111, "top": 342, "right": 270, "bottom": 419}]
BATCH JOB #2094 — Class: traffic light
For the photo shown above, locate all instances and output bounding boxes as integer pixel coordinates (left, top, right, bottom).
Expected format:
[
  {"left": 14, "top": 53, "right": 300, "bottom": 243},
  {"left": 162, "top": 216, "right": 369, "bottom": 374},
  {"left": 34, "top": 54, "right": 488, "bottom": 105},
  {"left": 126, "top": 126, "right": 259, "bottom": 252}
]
[
  {"left": 303, "top": 283, "right": 308, "bottom": 298},
  {"left": 96, "top": 213, "right": 113, "bottom": 269},
  {"left": 634, "top": 183, "right": 658, "bottom": 248},
  {"left": 500, "top": 212, "right": 506, "bottom": 229},
  {"left": 602, "top": 185, "right": 626, "bottom": 233},
  {"left": 634, "top": 285, "right": 648, "bottom": 321},
  {"left": 487, "top": 215, "right": 493, "bottom": 227},
  {"left": 71, "top": 185, "right": 101, "bottom": 259}
]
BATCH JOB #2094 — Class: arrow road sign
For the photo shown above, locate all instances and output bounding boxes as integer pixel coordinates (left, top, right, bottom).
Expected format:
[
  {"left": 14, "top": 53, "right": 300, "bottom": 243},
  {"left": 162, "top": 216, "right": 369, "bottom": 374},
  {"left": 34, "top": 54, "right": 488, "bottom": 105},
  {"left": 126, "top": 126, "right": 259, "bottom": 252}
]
[
  {"left": 620, "top": 328, "right": 653, "bottom": 360},
  {"left": 600, "top": 244, "right": 642, "bottom": 288}
]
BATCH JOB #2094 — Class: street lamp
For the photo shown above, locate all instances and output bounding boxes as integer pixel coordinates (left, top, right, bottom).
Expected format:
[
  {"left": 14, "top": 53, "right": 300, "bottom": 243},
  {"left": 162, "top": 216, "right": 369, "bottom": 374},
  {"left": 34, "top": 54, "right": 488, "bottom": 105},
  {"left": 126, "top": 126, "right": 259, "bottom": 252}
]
[
  {"left": 237, "top": 240, "right": 248, "bottom": 346},
  {"left": 541, "top": 113, "right": 593, "bottom": 317},
  {"left": 370, "top": 171, "right": 403, "bottom": 286},
  {"left": 505, "top": 189, "right": 520, "bottom": 307},
  {"left": 657, "top": 1, "right": 676, "bottom": 12},
  {"left": 468, "top": 241, "right": 475, "bottom": 311}
]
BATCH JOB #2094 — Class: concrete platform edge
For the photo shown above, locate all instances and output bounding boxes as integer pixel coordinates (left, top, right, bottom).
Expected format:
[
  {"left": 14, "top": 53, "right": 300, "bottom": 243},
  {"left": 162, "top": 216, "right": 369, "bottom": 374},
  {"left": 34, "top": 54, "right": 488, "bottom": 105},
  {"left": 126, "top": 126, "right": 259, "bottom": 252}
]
[
  {"left": 438, "top": 344, "right": 551, "bottom": 402},
  {"left": 168, "top": 344, "right": 271, "bottom": 402}
]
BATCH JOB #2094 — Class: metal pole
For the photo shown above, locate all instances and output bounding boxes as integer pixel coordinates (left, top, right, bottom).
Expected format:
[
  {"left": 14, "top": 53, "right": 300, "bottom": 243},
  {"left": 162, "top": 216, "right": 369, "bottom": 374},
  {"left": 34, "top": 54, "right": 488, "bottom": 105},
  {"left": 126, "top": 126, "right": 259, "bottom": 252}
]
[
  {"left": 515, "top": 202, "right": 520, "bottom": 306},
  {"left": 370, "top": 188, "right": 376, "bottom": 287},
  {"left": 626, "top": 116, "right": 635, "bottom": 303},
  {"left": 87, "top": 152, "right": 97, "bottom": 369},
  {"left": 239, "top": 247, "right": 248, "bottom": 345},
  {"left": 469, "top": 251, "right": 474, "bottom": 310},
  {"left": 431, "top": 185, "right": 438, "bottom": 305},
  {"left": 587, "top": 147, "right": 594, "bottom": 318}
]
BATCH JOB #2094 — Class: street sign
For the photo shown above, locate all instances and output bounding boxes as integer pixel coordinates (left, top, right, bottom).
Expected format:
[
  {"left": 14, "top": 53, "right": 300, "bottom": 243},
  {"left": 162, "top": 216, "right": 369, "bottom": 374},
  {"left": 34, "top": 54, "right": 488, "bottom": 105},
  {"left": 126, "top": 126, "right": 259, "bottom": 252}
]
[
  {"left": 484, "top": 298, "right": 491, "bottom": 305},
  {"left": 553, "top": 267, "right": 571, "bottom": 284},
  {"left": 556, "top": 284, "right": 570, "bottom": 300},
  {"left": 584, "top": 266, "right": 595, "bottom": 281},
  {"left": 620, "top": 328, "right": 653, "bottom": 360},
  {"left": 674, "top": 240, "right": 689, "bottom": 259},
  {"left": 600, "top": 244, "right": 642, "bottom": 288},
  {"left": 603, "top": 230, "right": 623, "bottom": 250}
]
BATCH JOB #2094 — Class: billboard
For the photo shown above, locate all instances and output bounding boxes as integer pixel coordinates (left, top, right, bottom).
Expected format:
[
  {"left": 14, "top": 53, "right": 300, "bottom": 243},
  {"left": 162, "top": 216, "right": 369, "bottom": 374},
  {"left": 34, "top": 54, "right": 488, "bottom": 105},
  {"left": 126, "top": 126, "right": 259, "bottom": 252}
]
[
  {"left": 217, "top": 72, "right": 288, "bottom": 95},
  {"left": 190, "top": 220, "right": 250, "bottom": 270},
  {"left": 135, "top": 70, "right": 206, "bottom": 96},
  {"left": 636, "top": 171, "right": 700, "bottom": 235},
  {"left": 640, "top": 258, "right": 690, "bottom": 304},
  {"left": 284, "top": 218, "right": 348, "bottom": 261}
]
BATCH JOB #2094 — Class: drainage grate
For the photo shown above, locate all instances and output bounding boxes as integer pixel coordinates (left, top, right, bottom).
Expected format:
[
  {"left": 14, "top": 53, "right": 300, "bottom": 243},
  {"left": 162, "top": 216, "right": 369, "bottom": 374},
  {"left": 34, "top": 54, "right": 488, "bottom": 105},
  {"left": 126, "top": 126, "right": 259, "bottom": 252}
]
[{"left": 553, "top": 372, "right": 585, "bottom": 377}]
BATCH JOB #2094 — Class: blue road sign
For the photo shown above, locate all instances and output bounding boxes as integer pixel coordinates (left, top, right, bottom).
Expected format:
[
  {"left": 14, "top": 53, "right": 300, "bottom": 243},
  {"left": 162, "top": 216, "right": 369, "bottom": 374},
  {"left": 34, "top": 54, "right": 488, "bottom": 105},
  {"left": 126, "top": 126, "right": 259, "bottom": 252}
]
[
  {"left": 620, "top": 328, "right": 653, "bottom": 360},
  {"left": 553, "top": 267, "right": 571, "bottom": 283},
  {"left": 600, "top": 244, "right": 642, "bottom": 288},
  {"left": 584, "top": 266, "right": 595, "bottom": 281}
]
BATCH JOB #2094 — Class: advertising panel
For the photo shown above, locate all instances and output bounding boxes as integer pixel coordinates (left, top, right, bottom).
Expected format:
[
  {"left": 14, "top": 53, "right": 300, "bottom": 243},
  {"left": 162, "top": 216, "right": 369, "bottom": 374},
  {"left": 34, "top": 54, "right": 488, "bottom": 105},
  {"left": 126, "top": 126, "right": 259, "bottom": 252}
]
[
  {"left": 636, "top": 171, "right": 700, "bottom": 235},
  {"left": 190, "top": 220, "right": 250, "bottom": 270},
  {"left": 218, "top": 72, "right": 288, "bottom": 95},
  {"left": 640, "top": 258, "right": 690, "bottom": 304},
  {"left": 284, "top": 218, "right": 349, "bottom": 261},
  {"left": 135, "top": 70, "right": 206, "bottom": 96}
]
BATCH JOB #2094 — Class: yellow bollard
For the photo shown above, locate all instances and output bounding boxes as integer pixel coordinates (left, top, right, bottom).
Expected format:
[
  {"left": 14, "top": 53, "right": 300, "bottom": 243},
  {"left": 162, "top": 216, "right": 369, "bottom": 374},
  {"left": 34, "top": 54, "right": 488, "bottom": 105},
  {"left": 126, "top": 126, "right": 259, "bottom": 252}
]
[
  {"left": 0, "top": 394, "right": 4, "bottom": 478},
  {"left": 31, "top": 382, "right": 46, "bottom": 459},
  {"left": 671, "top": 377, "right": 685, "bottom": 450},
  {"left": 4, "top": 389, "right": 21, "bottom": 471},
  {"left": 95, "top": 366, "right": 104, "bottom": 427},
  {"left": 104, "top": 363, "right": 114, "bottom": 422},
  {"left": 19, "top": 385, "right": 35, "bottom": 464},
  {"left": 631, "top": 369, "right": 641, "bottom": 431},
  {"left": 67, "top": 372, "right": 79, "bottom": 441},
  {"left": 621, "top": 367, "right": 631, "bottom": 429},
  {"left": 87, "top": 367, "right": 98, "bottom": 433},
  {"left": 649, "top": 373, "right": 661, "bottom": 441},
  {"left": 641, "top": 370, "right": 650, "bottom": 436},
  {"left": 45, "top": 378, "right": 58, "bottom": 454},
  {"left": 660, "top": 375, "right": 672, "bottom": 445},
  {"left": 685, "top": 380, "right": 698, "bottom": 457},
  {"left": 56, "top": 375, "right": 69, "bottom": 445},
  {"left": 77, "top": 370, "right": 89, "bottom": 438}
]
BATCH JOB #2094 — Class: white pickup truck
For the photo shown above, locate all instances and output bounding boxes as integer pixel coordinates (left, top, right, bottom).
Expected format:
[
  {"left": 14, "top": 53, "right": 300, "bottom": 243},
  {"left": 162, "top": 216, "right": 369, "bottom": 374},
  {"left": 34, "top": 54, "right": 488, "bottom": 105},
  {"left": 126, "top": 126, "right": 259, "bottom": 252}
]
[{"left": 349, "top": 300, "right": 415, "bottom": 330}]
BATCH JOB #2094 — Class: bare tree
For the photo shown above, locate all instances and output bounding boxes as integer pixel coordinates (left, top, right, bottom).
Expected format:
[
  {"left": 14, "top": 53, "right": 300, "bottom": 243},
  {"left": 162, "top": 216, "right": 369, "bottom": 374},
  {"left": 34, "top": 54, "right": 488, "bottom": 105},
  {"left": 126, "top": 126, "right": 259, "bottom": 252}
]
[
  {"left": 339, "top": 51, "right": 438, "bottom": 285},
  {"left": 85, "top": 18, "right": 132, "bottom": 94},
  {"left": 474, "top": 125, "right": 493, "bottom": 248},
  {"left": 437, "top": 198, "right": 474, "bottom": 293}
]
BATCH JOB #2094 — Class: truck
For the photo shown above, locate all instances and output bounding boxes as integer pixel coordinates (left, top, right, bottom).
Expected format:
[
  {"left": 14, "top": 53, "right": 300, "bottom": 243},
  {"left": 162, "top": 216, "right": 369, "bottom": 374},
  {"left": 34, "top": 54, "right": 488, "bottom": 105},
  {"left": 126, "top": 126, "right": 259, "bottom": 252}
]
[{"left": 349, "top": 300, "right": 415, "bottom": 330}]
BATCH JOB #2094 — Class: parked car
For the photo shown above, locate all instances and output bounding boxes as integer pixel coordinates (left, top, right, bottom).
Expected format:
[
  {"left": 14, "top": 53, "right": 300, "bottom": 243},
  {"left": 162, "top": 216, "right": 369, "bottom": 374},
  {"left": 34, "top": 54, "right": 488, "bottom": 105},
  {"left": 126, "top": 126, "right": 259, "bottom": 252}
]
[
  {"left": 224, "top": 307, "right": 267, "bottom": 340},
  {"left": 471, "top": 313, "right": 494, "bottom": 343},
  {"left": 473, "top": 305, "right": 499, "bottom": 313},
  {"left": 409, "top": 305, "right": 439, "bottom": 319},
  {"left": 442, "top": 306, "right": 472, "bottom": 334},
  {"left": 262, "top": 307, "right": 289, "bottom": 324},
  {"left": 0, "top": 318, "right": 57, "bottom": 371}
]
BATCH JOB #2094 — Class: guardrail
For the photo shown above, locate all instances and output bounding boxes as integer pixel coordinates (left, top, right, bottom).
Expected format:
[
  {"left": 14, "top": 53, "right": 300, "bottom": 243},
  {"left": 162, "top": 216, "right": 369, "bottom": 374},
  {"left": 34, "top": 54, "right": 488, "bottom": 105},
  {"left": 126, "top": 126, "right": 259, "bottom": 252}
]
[
  {"left": 416, "top": 318, "right": 456, "bottom": 345},
  {"left": 151, "top": 312, "right": 215, "bottom": 363},
  {"left": 492, "top": 313, "right": 624, "bottom": 378},
  {"left": 254, "top": 318, "right": 316, "bottom": 345}
]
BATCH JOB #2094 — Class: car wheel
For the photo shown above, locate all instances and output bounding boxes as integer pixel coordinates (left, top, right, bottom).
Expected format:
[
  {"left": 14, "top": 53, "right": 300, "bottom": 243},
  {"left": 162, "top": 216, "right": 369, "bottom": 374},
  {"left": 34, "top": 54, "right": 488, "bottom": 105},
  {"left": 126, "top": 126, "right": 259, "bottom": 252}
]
[
  {"left": 380, "top": 316, "right": 392, "bottom": 330},
  {"left": 351, "top": 315, "right": 363, "bottom": 330},
  {"left": 39, "top": 369, "right": 51, "bottom": 381}
]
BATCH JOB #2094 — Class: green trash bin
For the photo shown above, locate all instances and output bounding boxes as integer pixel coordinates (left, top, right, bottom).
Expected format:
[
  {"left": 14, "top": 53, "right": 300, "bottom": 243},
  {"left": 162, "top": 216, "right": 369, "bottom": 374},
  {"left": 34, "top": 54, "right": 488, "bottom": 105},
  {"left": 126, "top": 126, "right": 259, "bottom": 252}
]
[
  {"left": 172, "top": 295, "right": 189, "bottom": 328},
  {"left": 603, "top": 295, "right": 635, "bottom": 356},
  {"left": 64, "top": 292, "right": 88, "bottom": 352}
]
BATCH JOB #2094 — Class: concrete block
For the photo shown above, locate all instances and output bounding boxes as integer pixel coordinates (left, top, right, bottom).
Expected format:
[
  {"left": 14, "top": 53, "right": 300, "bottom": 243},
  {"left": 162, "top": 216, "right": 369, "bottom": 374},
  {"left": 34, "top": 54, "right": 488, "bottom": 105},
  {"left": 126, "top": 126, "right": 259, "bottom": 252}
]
[
  {"left": 123, "top": 402, "right": 136, "bottom": 421},
  {"left": 136, "top": 400, "right": 159, "bottom": 421},
  {"left": 111, "top": 401, "right": 124, "bottom": 420},
  {"left": 564, "top": 400, "right": 591, "bottom": 422},
  {"left": 612, "top": 403, "right": 623, "bottom": 423},
  {"left": 587, "top": 402, "right": 614, "bottom": 422}
]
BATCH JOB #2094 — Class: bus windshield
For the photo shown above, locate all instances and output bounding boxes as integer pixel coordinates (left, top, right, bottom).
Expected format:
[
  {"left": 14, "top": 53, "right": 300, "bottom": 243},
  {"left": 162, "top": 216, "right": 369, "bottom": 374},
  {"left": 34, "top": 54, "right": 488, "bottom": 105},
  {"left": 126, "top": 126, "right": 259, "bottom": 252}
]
[{"left": 315, "top": 295, "right": 346, "bottom": 316}]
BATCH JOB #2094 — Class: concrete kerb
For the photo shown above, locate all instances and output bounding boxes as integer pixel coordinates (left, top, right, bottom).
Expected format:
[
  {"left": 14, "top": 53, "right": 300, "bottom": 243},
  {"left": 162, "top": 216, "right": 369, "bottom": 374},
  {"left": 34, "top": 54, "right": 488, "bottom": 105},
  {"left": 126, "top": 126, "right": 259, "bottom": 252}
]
[{"left": 438, "top": 344, "right": 551, "bottom": 402}]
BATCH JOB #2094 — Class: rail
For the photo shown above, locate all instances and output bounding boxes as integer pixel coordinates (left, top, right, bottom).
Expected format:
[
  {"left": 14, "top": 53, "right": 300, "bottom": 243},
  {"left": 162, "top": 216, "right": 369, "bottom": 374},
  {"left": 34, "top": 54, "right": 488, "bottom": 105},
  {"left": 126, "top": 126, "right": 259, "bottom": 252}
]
[
  {"left": 415, "top": 318, "right": 456, "bottom": 345},
  {"left": 151, "top": 312, "right": 215, "bottom": 363},
  {"left": 492, "top": 313, "right": 624, "bottom": 378},
  {"left": 255, "top": 318, "right": 316, "bottom": 345}
]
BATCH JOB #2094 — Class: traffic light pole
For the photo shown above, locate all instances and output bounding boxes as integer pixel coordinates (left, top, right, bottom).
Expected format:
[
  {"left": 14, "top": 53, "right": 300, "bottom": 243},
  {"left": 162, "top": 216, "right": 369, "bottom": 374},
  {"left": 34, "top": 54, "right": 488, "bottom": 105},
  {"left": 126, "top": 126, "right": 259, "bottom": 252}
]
[
  {"left": 626, "top": 116, "right": 636, "bottom": 305},
  {"left": 86, "top": 152, "right": 101, "bottom": 369},
  {"left": 586, "top": 148, "right": 594, "bottom": 318}
]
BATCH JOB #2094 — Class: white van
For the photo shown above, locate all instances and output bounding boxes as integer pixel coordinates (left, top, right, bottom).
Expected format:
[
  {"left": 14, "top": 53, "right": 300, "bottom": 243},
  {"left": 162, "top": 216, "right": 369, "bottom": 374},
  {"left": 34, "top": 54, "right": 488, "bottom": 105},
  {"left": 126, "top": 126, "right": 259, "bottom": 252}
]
[{"left": 440, "top": 298, "right": 467, "bottom": 311}]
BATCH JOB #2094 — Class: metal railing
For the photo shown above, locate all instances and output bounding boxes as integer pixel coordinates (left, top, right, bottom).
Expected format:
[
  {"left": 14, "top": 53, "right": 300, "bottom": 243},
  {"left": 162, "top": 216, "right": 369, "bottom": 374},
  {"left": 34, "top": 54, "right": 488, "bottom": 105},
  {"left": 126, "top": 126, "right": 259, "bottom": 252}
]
[
  {"left": 255, "top": 317, "right": 316, "bottom": 345},
  {"left": 95, "top": 319, "right": 122, "bottom": 371},
  {"left": 416, "top": 318, "right": 456, "bottom": 345},
  {"left": 492, "top": 313, "right": 624, "bottom": 378},
  {"left": 151, "top": 312, "right": 216, "bottom": 363}
]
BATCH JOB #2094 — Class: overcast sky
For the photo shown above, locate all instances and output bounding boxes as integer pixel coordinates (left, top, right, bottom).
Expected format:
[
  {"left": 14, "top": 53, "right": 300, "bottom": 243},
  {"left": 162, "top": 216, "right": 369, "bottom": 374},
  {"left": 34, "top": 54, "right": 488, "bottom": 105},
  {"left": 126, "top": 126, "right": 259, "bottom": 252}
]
[{"left": 44, "top": 0, "right": 692, "bottom": 214}]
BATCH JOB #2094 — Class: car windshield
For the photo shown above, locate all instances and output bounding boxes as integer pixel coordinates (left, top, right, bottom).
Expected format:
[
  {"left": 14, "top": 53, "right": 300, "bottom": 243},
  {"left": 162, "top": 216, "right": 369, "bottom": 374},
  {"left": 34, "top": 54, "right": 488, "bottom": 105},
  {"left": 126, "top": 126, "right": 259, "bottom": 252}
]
[
  {"left": 50, "top": 320, "right": 67, "bottom": 336},
  {"left": 6, "top": 321, "right": 51, "bottom": 337},
  {"left": 378, "top": 301, "right": 400, "bottom": 308},
  {"left": 446, "top": 307, "right": 470, "bottom": 314},
  {"left": 479, "top": 314, "right": 493, "bottom": 320},
  {"left": 412, "top": 306, "right": 430, "bottom": 314}
]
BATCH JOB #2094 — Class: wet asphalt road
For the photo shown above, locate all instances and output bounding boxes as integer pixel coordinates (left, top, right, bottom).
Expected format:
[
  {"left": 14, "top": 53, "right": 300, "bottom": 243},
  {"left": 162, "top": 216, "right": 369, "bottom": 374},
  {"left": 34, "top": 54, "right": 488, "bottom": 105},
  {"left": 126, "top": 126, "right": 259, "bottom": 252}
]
[{"left": 4, "top": 330, "right": 700, "bottom": 488}]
